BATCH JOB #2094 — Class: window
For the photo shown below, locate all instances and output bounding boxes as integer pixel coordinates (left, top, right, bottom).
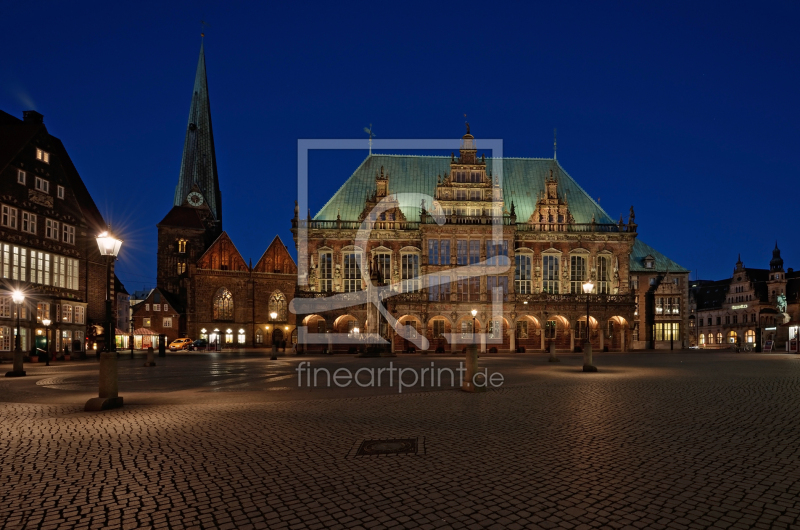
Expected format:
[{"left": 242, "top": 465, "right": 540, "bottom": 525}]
[
  {"left": 343, "top": 252, "right": 362, "bottom": 292},
  {"left": 256, "top": 330, "right": 264, "bottom": 344},
  {"left": 53, "top": 256, "right": 66, "bottom": 287},
  {"left": 316, "top": 320, "right": 326, "bottom": 334},
  {"left": 515, "top": 254, "right": 532, "bottom": 293},
  {"left": 401, "top": 254, "right": 420, "bottom": 292},
  {"left": 35, "top": 176, "right": 49, "bottom": 193},
  {"left": 487, "top": 276, "right": 508, "bottom": 301},
  {"left": 699, "top": 334, "right": 705, "bottom": 345},
  {"left": 716, "top": 316, "right": 721, "bottom": 325},
  {"left": 319, "top": 252, "right": 332, "bottom": 291},
  {"left": 427, "top": 240, "right": 438, "bottom": 266},
  {"left": 457, "top": 240, "right": 468, "bottom": 265},
  {"left": 374, "top": 252, "right": 391, "bottom": 284},
  {"left": 163, "top": 317, "right": 172, "bottom": 328},
  {"left": 36, "top": 148, "right": 50, "bottom": 163},
  {"left": 545, "top": 320, "right": 557, "bottom": 339},
  {"left": 725, "top": 315, "right": 730, "bottom": 324},
  {"left": 163, "top": 304, "right": 168, "bottom": 312},
  {"left": 0, "top": 326, "right": 10, "bottom": 351},
  {"left": 45, "top": 219, "right": 59, "bottom": 240},
  {"left": 543, "top": 255, "right": 560, "bottom": 294},
  {"left": 488, "top": 319, "right": 502, "bottom": 339},
  {"left": 74, "top": 306, "right": 85, "bottom": 324},
  {"left": 470, "top": 171, "right": 482, "bottom": 183},
  {"left": 751, "top": 313, "right": 756, "bottom": 323},
  {"left": 486, "top": 240, "right": 508, "bottom": 266},
  {"left": 178, "top": 239, "right": 187, "bottom": 253},
  {"left": 745, "top": 330, "right": 755, "bottom": 343},
  {"left": 62, "top": 224, "right": 75, "bottom": 245},
  {"left": 21, "top": 212, "right": 36, "bottom": 234},
  {"left": 597, "top": 255, "right": 610, "bottom": 294},
  {"left": 456, "top": 190, "right": 467, "bottom": 201},
  {"left": 37, "top": 303, "right": 50, "bottom": 323},
  {"left": 428, "top": 275, "right": 450, "bottom": 301},
  {"left": 469, "top": 241, "right": 480, "bottom": 265},
  {"left": 470, "top": 190, "right": 481, "bottom": 201},
  {"left": 154, "top": 303, "right": 160, "bottom": 311},
  {"left": 516, "top": 320, "right": 528, "bottom": 339},
  {"left": 143, "top": 318, "right": 151, "bottom": 327},
  {"left": 460, "top": 320, "right": 473, "bottom": 339},
  {"left": 733, "top": 315, "right": 738, "bottom": 324},
  {"left": 716, "top": 332, "right": 723, "bottom": 344},
  {"left": 269, "top": 291, "right": 287, "bottom": 321},
  {"left": 213, "top": 287, "right": 234, "bottom": 320},
  {"left": 570, "top": 255, "right": 587, "bottom": 293},
  {"left": 11, "top": 246, "right": 27, "bottom": 282},
  {"left": 145, "top": 304, "right": 150, "bottom": 311},
  {"left": 457, "top": 275, "right": 480, "bottom": 302},
  {"left": 177, "top": 262, "right": 186, "bottom": 274},
  {"left": 433, "top": 319, "right": 445, "bottom": 338},
  {"left": 708, "top": 332, "right": 715, "bottom": 344},
  {"left": 56, "top": 185, "right": 64, "bottom": 199},
  {"left": 0, "top": 297, "right": 10, "bottom": 318},
  {"left": 17, "top": 170, "right": 26, "bottom": 184},
  {"left": 654, "top": 322, "right": 679, "bottom": 341},
  {"left": 238, "top": 330, "right": 246, "bottom": 344},
  {"left": 2, "top": 205, "right": 18, "bottom": 229},
  {"left": 62, "top": 304, "right": 73, "bottom": 323}
]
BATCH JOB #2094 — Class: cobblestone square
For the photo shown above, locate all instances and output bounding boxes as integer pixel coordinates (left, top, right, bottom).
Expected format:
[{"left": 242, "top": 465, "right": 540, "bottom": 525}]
[{"left": 2, "top": 351, "right": 800, "bottom": 529}]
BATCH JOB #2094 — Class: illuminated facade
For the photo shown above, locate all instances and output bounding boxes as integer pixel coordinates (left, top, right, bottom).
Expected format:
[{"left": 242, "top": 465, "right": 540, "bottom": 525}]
[{"left": 292, "top": 128, "right": 689, "bottom": 352}]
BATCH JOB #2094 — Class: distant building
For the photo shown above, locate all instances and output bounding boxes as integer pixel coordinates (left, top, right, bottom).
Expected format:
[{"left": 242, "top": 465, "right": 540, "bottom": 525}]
[
  {"left": 131, "top": 287, "right": 184, "bottom": 346},
  {"left": 115, "top": 276, "right": 130, "bottom": 348},
  {"left": 155, "top": 42, "right": 297, "bottom": 347},
  {"left": 689, "top": 245, "right": 800, "bottom": 351},
  {"left": 0, "top": 109, "right": 111, "bottom": 359}
]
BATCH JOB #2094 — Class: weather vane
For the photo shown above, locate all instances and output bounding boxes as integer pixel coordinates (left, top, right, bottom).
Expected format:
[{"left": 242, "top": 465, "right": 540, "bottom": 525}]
[
  {"left": 201, "top": 20, "right": 209, "bottom": 38},
  {"left": 364, "top": 124, "right": 376, "bottom": 156}
]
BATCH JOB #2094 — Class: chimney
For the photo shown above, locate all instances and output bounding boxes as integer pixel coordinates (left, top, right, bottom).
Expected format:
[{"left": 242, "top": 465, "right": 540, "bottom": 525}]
[{"left": 23, "top": 111, "right": 43, "bottom": 124}]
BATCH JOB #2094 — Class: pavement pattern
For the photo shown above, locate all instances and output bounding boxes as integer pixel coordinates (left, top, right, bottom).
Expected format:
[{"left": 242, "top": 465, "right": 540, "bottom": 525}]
[{"left": 2, "top": 351, "right": 800, "bottom": 529}]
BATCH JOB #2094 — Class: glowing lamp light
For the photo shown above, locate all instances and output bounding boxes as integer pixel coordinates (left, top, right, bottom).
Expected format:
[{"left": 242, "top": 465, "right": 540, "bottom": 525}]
[
  {"left": 42, "top": 318, "right": 51, "bottom": 327},
  {"left": 12, "top": 290, "right": 24, "bottom": 305},
  {"left": 270, "top": 311, "right": 278, "bottom": 320},
  {"left": 95, "top": 230, "right": 123, "bottom": 258},
  {"left": 201, "top": 328, "right": 207, "bottom": 334},
  {"left": 285, "top": 326, "right": 289, "bottom": 330},
  {"left": 238, "top": 329, "right": 245, "bottom": 334},
  {"left": 353, "top": 327, "right": 360, "bottom": 334},
  {"left": 582, "top": 280, "right": 594, "bottom": 294},
  {"left": 226, "top": 329, "right": 232, "bottom": 334},
  {"left": 471, "top": 309, "right": 477, "bottom": 318}
]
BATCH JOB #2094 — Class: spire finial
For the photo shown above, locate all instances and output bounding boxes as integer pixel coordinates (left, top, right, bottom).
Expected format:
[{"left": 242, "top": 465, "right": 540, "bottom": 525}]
[
  {"left": 201, "top": 20, "right": 209, "bottom": 38},
  {"left": 553, "top": 128, "right": 557, "bottom": 160}
]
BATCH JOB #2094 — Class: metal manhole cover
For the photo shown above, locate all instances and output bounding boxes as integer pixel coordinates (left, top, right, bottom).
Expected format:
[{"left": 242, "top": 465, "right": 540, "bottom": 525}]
[{"left": 352, "top": 437, "right": 424, "bottom": 457}]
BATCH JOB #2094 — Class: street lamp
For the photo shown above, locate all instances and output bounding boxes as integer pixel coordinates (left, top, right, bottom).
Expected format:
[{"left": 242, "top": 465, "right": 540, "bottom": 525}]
[
  {"left": 582, "top": 279, "right": 597, "bottom": 372},
  {"left": 85, "top": 228, "right": 124, "bottom": 411},
  {"left": 463, "top": 308, "right": 481, "bottom": 392},
  {"left": 5, "top": 290, "right": 26, "bottom": 377},
  {"left": 42, "top": 318, "right": 52, "bottom": 367}
]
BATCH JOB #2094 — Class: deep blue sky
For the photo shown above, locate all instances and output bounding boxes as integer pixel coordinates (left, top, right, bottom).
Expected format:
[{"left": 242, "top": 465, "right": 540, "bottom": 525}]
[{"left": 3, "top": 1, "right": 798, "bottom": 291}]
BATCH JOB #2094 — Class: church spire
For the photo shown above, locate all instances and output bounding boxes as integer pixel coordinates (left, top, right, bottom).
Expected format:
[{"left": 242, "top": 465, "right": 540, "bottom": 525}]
[{"left": 173, "top": 40, "right": 222, "bottom": 225}]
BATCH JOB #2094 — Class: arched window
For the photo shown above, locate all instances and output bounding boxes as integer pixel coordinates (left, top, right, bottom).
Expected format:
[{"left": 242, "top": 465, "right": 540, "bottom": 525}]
[
  {"left": 699, "top": 334, "right": 705, "bottom": 345},
  {"left": 213, "top": 288, "right": 234, "bottom": 320},
  {"left": 745, "top": 330, "right": 755, "bottom": 343},
  {"left": 269, "top": 291, "right": 287, "bottom": 321},
  {"left": 708, "top": 333, "right": 715, "bottom": 344},
  {"left": 716, "top": 332, "right": 723, "bottom": 344},
  {"left": 728, "top": 331, "right": 738, "bottom": 344}
]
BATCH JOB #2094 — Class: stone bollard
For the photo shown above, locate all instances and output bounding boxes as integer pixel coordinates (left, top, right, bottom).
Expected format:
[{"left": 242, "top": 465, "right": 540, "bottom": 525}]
[
  {"left": 461, "top": 342, "right": 485, "bottom": 392},
  {"left": 583, "top": 342, "right": 597, "bottom": 372},
  {"left": 270, "top": 343, "right": 278, "bottom": 360},
  {"left": 144, "top": 347, "right": 156, "bottom": 367},
  {"left": 548, "top": 342, "right": 560, "bottom": 362}
]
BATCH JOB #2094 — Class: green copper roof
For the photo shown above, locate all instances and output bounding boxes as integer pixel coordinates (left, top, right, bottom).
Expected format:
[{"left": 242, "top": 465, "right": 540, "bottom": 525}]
[
  {"left": 316, "top": 154, "right": 613, "bottom": 223},
  {"left": 630, "top": 239, "right": 689, "bottom": 273},
  {"left": 173, "top": 40, "right": 222, "bottom": 223},
  {"left": 315, "top": 153, "right": 688, "bottom": 273}
]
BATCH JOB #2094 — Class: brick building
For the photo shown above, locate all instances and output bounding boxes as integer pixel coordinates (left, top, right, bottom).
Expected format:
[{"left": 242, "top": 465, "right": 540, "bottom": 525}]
[
  {"left": 131, "top": 287, "right": 184, "bottom": 346},
  {"left": 155, "top": 41, "right": 297, "bottom": 348},
  {"left": 689, "top": 245, "right": 800, "bottom": 352},
  {"left": 291, "top": 128, "right": 689, "bottom": 352},
  {"left": 0, "top": 109, "right": 112, "bottom": 359}
]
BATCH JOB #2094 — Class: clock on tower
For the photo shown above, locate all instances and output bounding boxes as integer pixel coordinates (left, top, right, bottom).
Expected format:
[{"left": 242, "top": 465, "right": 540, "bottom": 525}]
[{"left": 187, "top": 191, "right": 204, "bottom": 207}]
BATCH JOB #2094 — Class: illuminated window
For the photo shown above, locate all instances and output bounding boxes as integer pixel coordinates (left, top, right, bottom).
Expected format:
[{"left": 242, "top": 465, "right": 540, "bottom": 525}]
[
  {"left": 255, "top": 330, "right": 263, "bottom": 344},
  {"left": 0, "top": 297, "right": 10, "bottom": 318},
  {"left": 177, "top": 239, "right": 187, "bottom": 253},
  {"left": 343, "top": 252, "right": 362, "bottom": 292},
  {"left": 515, "top": 254, "right": 532, "bottom": 293},
  {"left": 74, "top": 306, "right": 85, "bottom": 324},
  {"left": 716, "top": 332, "right": 722, "bottom": 344},
  {"left": 728, "top": 331, "right": 738, "bottom": 344},
  {"left": 745, "top": 330, "right": 755, "bottom": 343},
  {"left": 269, "top": 291, "right": 287, "bottom": 321},
  {"left": 163, "top": 317, "right": 172, "bottom": 328},
  {"left": 488, "top": 319, "right": 502, "bottom": 339},
  {"left": 213, "top": 287, "right": 234, "bottom": 320},
  {"left": 460, "top": 320, "right": 473, "bottom": 339},
  {"left": 177, "top": 262, "right": 186, "bottom": 274},
  {"left": 36, "top": 148, "right": 50, "bottom": 163},
  {"left": 238, "top": 330, "right": 246, "bottom": 344},
  {"left": 153, "top": 303, "right": 160, "bottom": 311},
  {"left": 62, "top": 304, "right": 72, "bottom": 323},
  {"left": 319, "top": 252, "right": 332, "bottom": 291},
  {"left": 0, "top": 326, "right": 10, "bottom": 351},
  {"left": 143, "top": 318, "right": 151, "bottom": 327},
  {"left": 516, "top": 320, "right": 528, "bottom": 339},
  {"left": 401, "top": 254, "right": 420, "bottom": 293},
  {"left": 570, "top": 255, "right": 587, "bottom": 294},
  {"left": 699, "top": 334, "right": 705, "bottom": 345},
  {"left": 433, "top": 319, "right": 445, "bottom": 338},
  {"left": 542, "top": 255, "right": 560, "bottom": 294}
]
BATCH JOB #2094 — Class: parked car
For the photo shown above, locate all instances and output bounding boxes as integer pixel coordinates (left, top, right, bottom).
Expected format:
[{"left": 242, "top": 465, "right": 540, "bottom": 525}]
[
  {"left": 169, "top": 338, "right": 193, "bottom": 351},
  {"left": 192, "top": 338, "right": 208, "bottom": 350}
]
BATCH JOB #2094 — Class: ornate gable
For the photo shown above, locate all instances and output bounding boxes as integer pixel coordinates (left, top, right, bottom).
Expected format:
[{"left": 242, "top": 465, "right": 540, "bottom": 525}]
[
  {"left": 528, "top": 168, "right": 574, "bottom": 230},
  {"left": 253, "top": 235, "right": 298, "bottom": 274},
  {"left": 196, "top": 232, "right": 248, "bottom": 271},
  {"left": 358, "top": 166, "right": 407, "bottom": 222}
]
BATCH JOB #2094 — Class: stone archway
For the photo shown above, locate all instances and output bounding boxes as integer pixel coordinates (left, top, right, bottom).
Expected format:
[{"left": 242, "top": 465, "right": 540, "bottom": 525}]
[
  {"left": 514, "top": 315, "right": 541, "bottom": 352},
  {"left": 426, "top": 316, "right": 452, "bottom": 353}
]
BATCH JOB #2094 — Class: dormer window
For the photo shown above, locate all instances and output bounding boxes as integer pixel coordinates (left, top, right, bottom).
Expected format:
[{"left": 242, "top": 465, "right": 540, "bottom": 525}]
[
  {"left": 36, "top": 148, "right": 50, "bottom": 163},
  {"left": 644, "top": 255, "right": 655, "bottom": 269}
]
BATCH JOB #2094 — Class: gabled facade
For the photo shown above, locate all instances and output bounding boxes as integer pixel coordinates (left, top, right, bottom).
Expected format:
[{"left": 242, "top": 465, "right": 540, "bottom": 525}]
[
  {"left": 0, "top": 109, "right": 111, "bottom": 359},
  {"left": 689, "top": 245, "right": 800, "bottom": 351},
  {"left": 131, "top": 287, "right": 184, "bottom": 344},
  {"left": 292, "top": 127, "right": 690, "bottom": 352}
]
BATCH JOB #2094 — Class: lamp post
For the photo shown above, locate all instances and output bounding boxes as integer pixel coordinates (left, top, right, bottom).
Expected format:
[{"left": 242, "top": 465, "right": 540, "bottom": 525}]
[
  {"left": 130, "top": 319, "right": 134, "bottom": 358},
  {"left": 42, "top": 318, "right": 52, "bottom": 366},
  {"left": 5, "top": 290, "right": 26, "bottom": 377},
  {"left": 270, "top": 311, "right": 278, "bottom": 359},
  {"left": 85, "top": 229, "right": 124, "bottom": 411},
  {"left": 462, "top": 309, "right": 482, "bottom": 392},
  {"left": 582, "top": 279, "right": 597, "bottom": 372}
]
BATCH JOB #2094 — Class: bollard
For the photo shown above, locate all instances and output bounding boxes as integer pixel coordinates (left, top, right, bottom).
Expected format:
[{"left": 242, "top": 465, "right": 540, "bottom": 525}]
[
  {"left": 144, "top": 346, "right": 156, "bottom": 367},
  {"left": 548, "top": 342, "right": 560, "bottom": 362},
  {"left": 583, "top": 342, "right": 597, "bottom": 372},
  {"left": 461, "top": 342, "right": 485, "bottom": 392}
]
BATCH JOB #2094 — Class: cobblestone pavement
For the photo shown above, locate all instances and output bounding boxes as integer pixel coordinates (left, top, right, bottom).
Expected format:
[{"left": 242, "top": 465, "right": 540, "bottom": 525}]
[{"left": 2, "top": 352, "right": 800, "bottom": 529}]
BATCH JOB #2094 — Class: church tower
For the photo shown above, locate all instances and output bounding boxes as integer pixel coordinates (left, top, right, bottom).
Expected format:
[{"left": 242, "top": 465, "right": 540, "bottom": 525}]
[{"left": 157, "top": 40, "right": 223, "bottom": 307}]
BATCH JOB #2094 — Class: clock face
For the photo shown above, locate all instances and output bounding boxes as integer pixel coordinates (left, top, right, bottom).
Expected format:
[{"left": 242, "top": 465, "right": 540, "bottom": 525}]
[{"left": 187, "top": 191, "right": 204, "bottom": 206}]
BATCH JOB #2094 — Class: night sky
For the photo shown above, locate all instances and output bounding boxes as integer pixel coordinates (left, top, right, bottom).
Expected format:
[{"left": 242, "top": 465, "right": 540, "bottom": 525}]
[{"left": 2, "top": 1, "right": 798, "bottom": 292}]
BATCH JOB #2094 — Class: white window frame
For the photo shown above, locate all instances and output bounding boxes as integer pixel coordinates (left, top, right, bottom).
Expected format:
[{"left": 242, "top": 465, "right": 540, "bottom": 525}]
[
  {"left": 62, "top": 304, "right": 73, "bottom": 323},
  {"left": 514, "top": 250, "right": 532, "bottom": 294},
  {"left": 21, "top": 211, "right": 36, "bottom": 234},
  {"left": 570, "top": 251, "right": 589, "bottom": 294},
  {"left": 74, "top": 306, "right": 85, "bottom": 324},
  {"left": 542, "top": 250, "right": 561, "bottom": 294},
  {"left": 62, "top": 224, "right": 75, "bottom": 245},
  {"left": 17, "top": 170, "right": 26, "bottom": 185},
  {"left": 45, "top": 219, "right": 59, "bottom": 240},
  {"left": 318, "top": 248, "right": 333, "bottom": 292},
  {"left": 400, "top": 248, "right": 421, "bottom": 293},
  {"left": 342, "top": 249, "right": 363, "bottom": 293},
  {"left": 1, "top": 205, "right": 18, "bottom": 229},
  {"left": 35, "top": 176, "right": 49, "bottom": 194},
  {"left": 163, "top": 317, "right": 172, "bottom": 328},
  {"left": 57, "top": 185, "right": 65, "bottom": 199},
  {"left": 597, "top": 253, "right": 611, "bottom": 294}
]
